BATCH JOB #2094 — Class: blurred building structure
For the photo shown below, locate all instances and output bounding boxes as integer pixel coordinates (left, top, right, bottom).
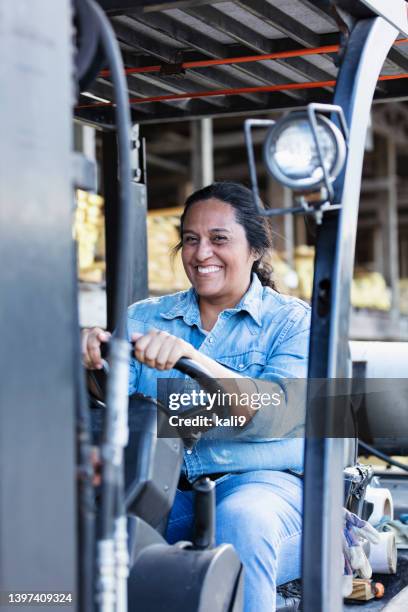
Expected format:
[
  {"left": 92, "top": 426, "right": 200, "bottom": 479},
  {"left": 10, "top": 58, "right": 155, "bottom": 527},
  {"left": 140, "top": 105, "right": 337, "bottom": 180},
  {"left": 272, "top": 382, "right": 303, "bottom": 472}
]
[{"left": 75, "top": 102, "right": 408, "bottom": 340}]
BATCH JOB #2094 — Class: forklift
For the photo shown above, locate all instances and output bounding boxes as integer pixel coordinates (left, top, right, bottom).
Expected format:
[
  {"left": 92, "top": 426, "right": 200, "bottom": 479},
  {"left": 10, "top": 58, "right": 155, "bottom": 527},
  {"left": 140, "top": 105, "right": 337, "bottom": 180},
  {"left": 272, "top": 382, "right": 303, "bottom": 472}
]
[{"left": 1, "top": 1, "right": 408, "bottom": 611}]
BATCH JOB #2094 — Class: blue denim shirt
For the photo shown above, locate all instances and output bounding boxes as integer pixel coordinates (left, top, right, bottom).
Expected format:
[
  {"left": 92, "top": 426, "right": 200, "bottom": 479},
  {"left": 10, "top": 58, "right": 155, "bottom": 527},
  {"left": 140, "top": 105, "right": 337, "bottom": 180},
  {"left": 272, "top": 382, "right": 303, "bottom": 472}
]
[{"left": 127, "top": 274, "right": 310, "bottom": 479}]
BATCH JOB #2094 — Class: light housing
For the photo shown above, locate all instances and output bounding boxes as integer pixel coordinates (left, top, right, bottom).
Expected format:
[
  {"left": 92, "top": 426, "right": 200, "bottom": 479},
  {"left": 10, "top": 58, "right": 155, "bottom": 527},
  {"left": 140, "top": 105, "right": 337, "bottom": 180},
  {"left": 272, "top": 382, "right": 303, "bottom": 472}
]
[{"left": 263, "top": 111, "right": 346, "bottom": 192}]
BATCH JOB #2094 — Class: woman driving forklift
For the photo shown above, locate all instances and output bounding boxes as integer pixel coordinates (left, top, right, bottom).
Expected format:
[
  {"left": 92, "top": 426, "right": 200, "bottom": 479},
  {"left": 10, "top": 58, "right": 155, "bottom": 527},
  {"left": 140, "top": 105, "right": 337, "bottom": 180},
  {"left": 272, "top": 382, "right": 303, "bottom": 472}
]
[{"left": 82, "top": 181, "right": 311, "bottom": 612}]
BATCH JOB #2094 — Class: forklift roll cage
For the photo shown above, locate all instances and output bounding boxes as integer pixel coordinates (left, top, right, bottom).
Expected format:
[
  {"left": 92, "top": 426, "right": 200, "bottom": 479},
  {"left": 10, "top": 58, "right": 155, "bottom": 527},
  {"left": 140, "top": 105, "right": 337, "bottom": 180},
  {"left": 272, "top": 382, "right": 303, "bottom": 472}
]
[{"left": 92, "top": 2, "right": 408, "bottom": 610}]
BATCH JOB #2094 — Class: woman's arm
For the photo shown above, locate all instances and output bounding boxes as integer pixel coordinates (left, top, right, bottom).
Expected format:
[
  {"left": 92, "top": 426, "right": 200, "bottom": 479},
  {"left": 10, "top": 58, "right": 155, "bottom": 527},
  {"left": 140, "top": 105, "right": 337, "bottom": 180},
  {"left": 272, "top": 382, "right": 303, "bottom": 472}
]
[
  {"left": 131, "top": 329, "right": 237, "bottom": 377},
  {"left": 131, "top": 329, "right": 260, "bottom": 421}
]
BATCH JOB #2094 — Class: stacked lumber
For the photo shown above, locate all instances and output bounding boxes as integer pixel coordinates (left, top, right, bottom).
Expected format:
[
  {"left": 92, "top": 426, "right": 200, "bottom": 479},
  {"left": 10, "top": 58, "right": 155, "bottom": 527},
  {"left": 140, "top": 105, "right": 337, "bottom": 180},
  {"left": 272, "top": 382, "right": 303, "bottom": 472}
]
[
  {"left": 292, "top": 245, "right": 393, "bottom": 311},
  {"left": 265, "top": 250, "right": 299, "bottom": 295},
  {"left": 399, "top": 279, "right": 408, "bottom": 315},
  {"left": 74, "top": 190, "right": 105, "bottom": 283},
  {"left": 293, "top": 245, "right": 315, "bottom": 301},
  {"left": 147, "top": 208, "right": 189, "bottom": 293},
  {"left": 352, "top": 270, "right": 391, "bottom": 311}
]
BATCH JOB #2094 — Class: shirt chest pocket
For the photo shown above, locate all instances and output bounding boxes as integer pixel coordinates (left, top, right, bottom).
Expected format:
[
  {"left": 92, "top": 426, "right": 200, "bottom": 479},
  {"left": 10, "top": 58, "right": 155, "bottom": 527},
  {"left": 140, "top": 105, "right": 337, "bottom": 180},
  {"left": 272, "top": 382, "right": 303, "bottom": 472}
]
[{"left": 216, "top": 351, "right": 267, "bottom": 378}]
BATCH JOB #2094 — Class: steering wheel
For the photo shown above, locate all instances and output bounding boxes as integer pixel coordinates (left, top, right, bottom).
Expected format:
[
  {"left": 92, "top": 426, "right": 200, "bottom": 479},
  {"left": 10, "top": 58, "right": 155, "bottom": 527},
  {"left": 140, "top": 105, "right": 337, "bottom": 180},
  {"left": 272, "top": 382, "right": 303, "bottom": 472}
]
[{"left": 86, "top": 341, "right": 220, "bottom": 405}]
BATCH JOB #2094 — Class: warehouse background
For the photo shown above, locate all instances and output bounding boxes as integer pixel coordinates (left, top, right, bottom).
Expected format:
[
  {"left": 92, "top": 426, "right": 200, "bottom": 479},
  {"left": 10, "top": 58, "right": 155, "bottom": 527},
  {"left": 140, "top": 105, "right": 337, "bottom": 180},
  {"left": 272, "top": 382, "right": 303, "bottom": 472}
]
[{"left": 74, "top": 104, "right": 408, "bottom": 340}]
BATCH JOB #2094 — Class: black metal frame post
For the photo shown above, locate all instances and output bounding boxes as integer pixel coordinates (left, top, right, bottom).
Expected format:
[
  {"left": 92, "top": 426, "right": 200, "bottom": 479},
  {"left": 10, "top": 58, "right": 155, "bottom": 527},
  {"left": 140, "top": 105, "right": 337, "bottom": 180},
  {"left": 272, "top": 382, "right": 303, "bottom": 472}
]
[
  {"left": 102, "top": 128, "right": 148, "bottom": 331},
  {"left": 301, "top": 11, "right": 400, "bottom": 612}
]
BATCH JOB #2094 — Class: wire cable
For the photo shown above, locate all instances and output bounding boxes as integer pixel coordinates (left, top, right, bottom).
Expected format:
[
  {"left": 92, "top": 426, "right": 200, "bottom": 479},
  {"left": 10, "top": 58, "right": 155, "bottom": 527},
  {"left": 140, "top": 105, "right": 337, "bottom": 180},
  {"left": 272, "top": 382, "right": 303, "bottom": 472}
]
[{"left": 359, "top": 440, "right": 408, "bottom": 474}]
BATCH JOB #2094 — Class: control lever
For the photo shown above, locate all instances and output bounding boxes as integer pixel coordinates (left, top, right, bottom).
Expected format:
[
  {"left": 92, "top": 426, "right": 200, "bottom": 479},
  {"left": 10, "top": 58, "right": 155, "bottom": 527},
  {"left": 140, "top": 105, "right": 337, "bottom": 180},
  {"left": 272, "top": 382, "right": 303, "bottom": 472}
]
[{"left": 192, "top": 477, "right": 216, "bottom": 550}]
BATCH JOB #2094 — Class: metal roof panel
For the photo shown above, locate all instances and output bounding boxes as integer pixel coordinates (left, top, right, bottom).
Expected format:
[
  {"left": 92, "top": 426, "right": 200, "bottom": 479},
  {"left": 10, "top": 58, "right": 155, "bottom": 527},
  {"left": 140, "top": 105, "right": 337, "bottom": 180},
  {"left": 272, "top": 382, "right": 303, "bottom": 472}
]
[
  {"left": 215, "top": 2, "right": 286, "bottom": 39},
  {"left": 265, "top": 0, "right": 337, "bottom": 33},
  {"left": 115, "top": 15, "right": 185, "bottom": 48},
  {"left": 77, "top": 1, "right": 408, "bottom": 126},
  {"left": 163, "top": 8, "right": 237, "bottom": 43}
]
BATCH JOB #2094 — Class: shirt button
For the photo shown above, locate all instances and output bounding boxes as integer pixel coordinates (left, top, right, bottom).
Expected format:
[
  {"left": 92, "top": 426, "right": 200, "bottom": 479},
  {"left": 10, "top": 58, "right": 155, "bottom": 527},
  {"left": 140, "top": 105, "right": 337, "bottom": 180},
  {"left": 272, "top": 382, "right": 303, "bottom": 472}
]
[
  {"left": 186, "top": 449, "right": 192, "bottom": 455},
  {"left": 208, "top": 337, "right": 214, "bottom": 344},
  {"left": 238, "top": 364, "right": 244, "bottom": 369}
]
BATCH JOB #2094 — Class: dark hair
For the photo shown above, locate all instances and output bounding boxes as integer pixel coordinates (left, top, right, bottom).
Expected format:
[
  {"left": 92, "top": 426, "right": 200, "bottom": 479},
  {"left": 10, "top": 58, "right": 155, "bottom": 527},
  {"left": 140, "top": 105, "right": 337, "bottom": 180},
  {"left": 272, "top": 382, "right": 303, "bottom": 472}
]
[{"left": 173, "top": 181, "right": 278, "bottom": 291}]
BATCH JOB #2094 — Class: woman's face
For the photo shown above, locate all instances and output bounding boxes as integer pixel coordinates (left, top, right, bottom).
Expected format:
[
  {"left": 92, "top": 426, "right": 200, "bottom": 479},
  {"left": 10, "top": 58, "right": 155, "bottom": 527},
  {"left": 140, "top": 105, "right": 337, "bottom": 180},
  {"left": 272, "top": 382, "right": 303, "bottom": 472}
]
[{"left": 181, "top": 198, "right": 257, "bottom": 302}]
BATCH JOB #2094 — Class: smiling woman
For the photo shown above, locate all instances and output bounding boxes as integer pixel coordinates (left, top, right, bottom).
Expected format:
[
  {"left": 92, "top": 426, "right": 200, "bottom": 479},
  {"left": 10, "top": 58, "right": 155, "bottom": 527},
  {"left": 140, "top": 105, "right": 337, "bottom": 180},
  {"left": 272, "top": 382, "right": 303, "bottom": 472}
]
[
  {"left": 82, "top": 181, "right": 311, "bottom": 612},
  {"left": 174, "top": 182, "right": 277, "bottom": 330},
  {"left": 179, "top": 184, "right": 277, "bottom": 281},
  {"left": 181, "top": 199, "right": 259, "bottom": 328}
]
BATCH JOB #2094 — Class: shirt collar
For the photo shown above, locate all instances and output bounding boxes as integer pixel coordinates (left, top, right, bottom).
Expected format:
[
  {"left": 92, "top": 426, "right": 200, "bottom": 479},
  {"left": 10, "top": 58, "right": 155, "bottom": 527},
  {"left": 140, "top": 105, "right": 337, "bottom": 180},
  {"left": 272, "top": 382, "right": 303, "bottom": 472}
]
[
  {"left": 160, "top": 288, "right": 201, "bottom": 326},
  {"left": 160, "top": 273, "right": 263, "bottom": 327}
]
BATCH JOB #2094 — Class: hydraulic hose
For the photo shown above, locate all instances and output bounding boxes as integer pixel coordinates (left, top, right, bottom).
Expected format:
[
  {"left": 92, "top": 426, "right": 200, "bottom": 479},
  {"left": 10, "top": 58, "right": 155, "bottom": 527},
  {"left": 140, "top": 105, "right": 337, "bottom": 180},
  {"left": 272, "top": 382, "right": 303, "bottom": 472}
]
[
  {"left": 86, "top": 2, "right": 133, "bottom": 611},
  {"left": 88, "top": 1, "right": 132, "bottom": 341}
]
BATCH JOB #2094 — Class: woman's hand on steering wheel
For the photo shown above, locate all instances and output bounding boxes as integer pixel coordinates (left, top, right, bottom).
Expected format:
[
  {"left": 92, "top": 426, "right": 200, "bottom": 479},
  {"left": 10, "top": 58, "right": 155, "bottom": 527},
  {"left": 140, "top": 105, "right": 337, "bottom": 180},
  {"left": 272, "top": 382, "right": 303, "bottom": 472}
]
[
  {"left": 82, "top": 326, "right": 196, "bottom": 372},
  {"left": 131, "top": 329, "right": 197, "bottom": 371},
  {"left": 81, "top": 327, "right": 111, "bottom": 369}
]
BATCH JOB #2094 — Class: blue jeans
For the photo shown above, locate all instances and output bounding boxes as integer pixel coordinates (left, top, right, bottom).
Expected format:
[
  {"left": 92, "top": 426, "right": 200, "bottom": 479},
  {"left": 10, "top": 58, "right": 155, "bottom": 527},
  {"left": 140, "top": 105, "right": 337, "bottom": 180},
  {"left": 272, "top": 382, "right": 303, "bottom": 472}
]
[{"left": 166, "top": 470, "right": 303, "bottom": 612}]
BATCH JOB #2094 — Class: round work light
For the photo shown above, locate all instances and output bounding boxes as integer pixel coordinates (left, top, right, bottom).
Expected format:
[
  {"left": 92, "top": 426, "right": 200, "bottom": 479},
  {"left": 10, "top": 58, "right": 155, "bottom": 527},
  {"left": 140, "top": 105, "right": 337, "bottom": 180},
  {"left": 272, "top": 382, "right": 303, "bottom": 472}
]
[{"left": 263, "top": 111, "right": 346, "bottom": 191}]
